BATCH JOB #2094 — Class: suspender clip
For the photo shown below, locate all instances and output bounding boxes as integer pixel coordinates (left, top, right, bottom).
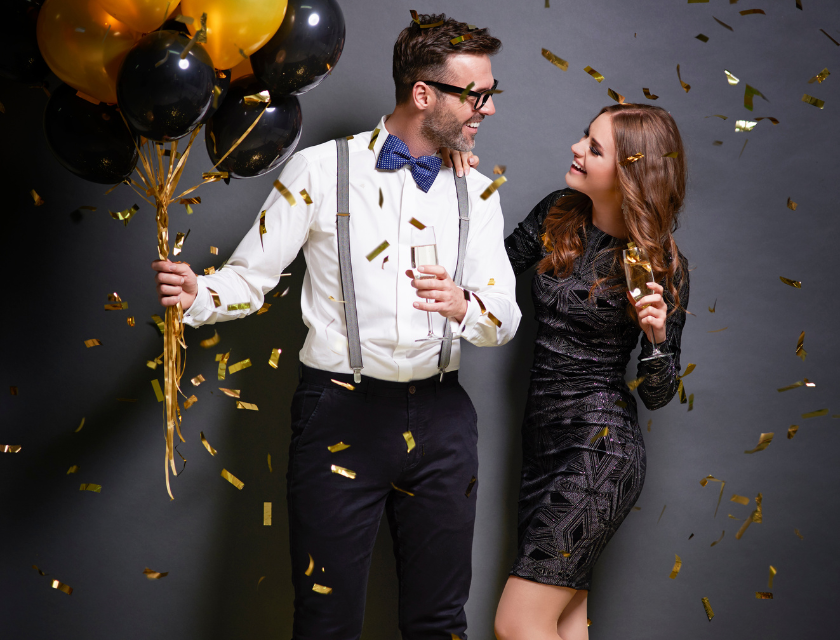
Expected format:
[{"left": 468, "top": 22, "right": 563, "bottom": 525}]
[{"left": 353, "top": 368, "right": 362, "bottom": 384}]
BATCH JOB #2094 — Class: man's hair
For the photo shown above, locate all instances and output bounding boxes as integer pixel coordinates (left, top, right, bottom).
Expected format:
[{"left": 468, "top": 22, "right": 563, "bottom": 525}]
[{"left": 392, "top": 13, "right": 502, "bottom": 104}]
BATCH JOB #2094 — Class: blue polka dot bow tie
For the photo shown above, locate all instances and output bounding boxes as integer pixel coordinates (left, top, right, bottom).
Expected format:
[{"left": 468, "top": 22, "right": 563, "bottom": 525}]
[{"left": 375, "top": 134, "right": 443, "bottom": 193}]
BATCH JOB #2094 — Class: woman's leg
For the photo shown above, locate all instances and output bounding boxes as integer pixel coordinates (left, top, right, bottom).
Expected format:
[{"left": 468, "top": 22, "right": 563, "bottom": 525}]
[
  {"left": 495, "top": 576, "right": 577, "bottom": 640},
  {"left": 556, "top": 589, "right": 589, "bottom": 640}
]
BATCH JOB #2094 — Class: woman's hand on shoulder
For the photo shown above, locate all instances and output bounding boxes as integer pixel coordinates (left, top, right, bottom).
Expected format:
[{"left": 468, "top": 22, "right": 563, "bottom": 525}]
[{"left": 439, "top": 148, "right": 479, "bottom": 177}]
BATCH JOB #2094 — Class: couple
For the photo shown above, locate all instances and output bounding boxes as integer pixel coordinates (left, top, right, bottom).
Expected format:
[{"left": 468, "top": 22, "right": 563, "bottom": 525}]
[{"left": 152, "top": 12, "right": 689, "bottom": 640}]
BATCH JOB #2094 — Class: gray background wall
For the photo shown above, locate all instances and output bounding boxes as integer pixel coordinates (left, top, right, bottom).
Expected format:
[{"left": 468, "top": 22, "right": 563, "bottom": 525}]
[{"left": 3, "top": 0, "right": 840, "bottom": 638}]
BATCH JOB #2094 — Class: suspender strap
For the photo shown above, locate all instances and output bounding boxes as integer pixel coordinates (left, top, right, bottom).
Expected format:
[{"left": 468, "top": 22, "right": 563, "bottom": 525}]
[
  {"left": 437, "top": 173, "right": 470, "bottom": 380},
  {"left": 335, "top": 137, "right": 364, "bottom": 383}
]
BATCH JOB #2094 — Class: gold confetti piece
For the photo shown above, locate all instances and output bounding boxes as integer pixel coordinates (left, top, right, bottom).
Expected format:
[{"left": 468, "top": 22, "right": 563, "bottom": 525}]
[
  {"left": 713, "top": 16, "right": 733, "bottom": 31},
  {"left": 735, "top": 119, "right": 757, "bottom": 132},
  {"left": 268, "top": 348, "right": 281, "bottom": 369},
  {"left": 80, "top": 483, "right": 102, "bottom": 493},
  {"left": 708, "top": 327, "right": 728, "bottom": 333},
  {"left": 74, "top": 417, "right": 85, "bottom": 433},
  {"left": 796, "top": 331, "right": 807, "bottom": 361},
  {"left": 802, "top": 408, "right": 828, "bottom": 418},
  {"left": 221, "top": 468, "right": 244, "bottom": 489},
  {"left": 731, "top": 494, "right": 750, "bottom": 505},
  {"left": 820, "top": 28, "right": 840, "bottom": 45},
  {"left": 712, "top": 140, "right": 723, "bottom": 146},
  {"left": 259, "top": 210, "right": 267, "bottom": 249},
  {"left": 202, "top": 171, "right": 228, "bottom": 181},
  {"left": 205, "top": 288, "right": 221, "bottom": 309},
  {"left": 787, "top": 424, "right": 799, "bottom": 439},
  {"left": 200, "top": 432, "right": 217, "bottom": 456},
  {"left": 487, "top": 312, "right": 502, "bottom": 328},
  {"left": 481, "top": 176, "right": 507, "bottom": 200},
  {"left": 777, "top": 380, "right": 807, "bottom": 392},
  {"left": 273, "top": 180, "right": 297, "bottom": 206},
  {"left": 590, "top": 426, "right": 609, "bottom": 444},
  {"left": 331, "top": 464, "right": 356, "bottom": 479},
  {"left": 228, "top": 359, "right": 252, "bottom": 374},
  {"left": 267, "top": 454, "right": 272, "bottom": 472},
  {"left": 172, "top": 229, "right": 190, "bottom": 256},
  {"left": 151, "top": 380, "right": 164, "bottom": 402},
  {"left": 735, "top": 493, "right": 762, "bottom": 539},
  {"left": 403, "top": 431, "right": 416, "bottom": 452},
  {"left": 205, "top": 266, "right": 216, "bottom": 275},
  {"left": 366, "top": 240, "right": 390, "bottom": 262},
  {"left": 368, "top": 128, "right": 380, "bottom": 151},
  {"left": 143, "top": 567, "right": 169, "bottom": 579},
  {"left": 696, "top": 34, "right": 709, "bottom": 42},
  {"left": 227, "top": 303, "right": 251, "bottom": 311},
  {"left": 755, "top": 117, "right": 779, "bottom": 125},
  {"left": 450, "top": 34, "right": 474, "bottom": 45},
  {"left": 701, "top": 597, "right": 714, "bottom": 621},
  {"left": 331, "top": 379, "right": 355, "bottom": 391},
  {"left": 778, "top": 276, "right": 802, "bottom": 290},
  {"left": 31, "top": 189, "right": 45, "bottom": 206},
  {"left": 109, "top": 203, "right": 139, "bottom": 226},
  {"left": 796, "top": 0, "right": 802, "bottom": 9},
  {"left": 642, "top": 87, "right": 659, "bottom": 100},
  {"left": 2, "top": 445, "right": 22, "bottom": 453},
  {"left": 583, "top": 66, "right": 604, "bottom": 82},
  {"left": 700, "top": 475, "right": 726, "bottom": 517},
  {"left": 488, "top": 278, "right": 496, "bottom": 285},
  {"left": 744, "top": 432, "right": 774, "bottom": 454},
  {"left": 784, "top": 197, "right": 799, "bottom": 212},
  {"left": 378, "top": 187, "right": 384, "bottom": 208},
  {"left": 620, "top": 152, "right": 644, "bottom": 166},
  {"left": 680, "top": 363, "right": 696, "bottom": 379},
  {"left": 723, "top": 69, "right": 740, "bottom": 86},
  {"left": 459, "top": 81, "right": 475, "bottom": 103},
  {"left": 541, "top": 48, "right": 569, "bottom": 71},
  {"left": 615, "top": 399, "right": 627, "bottom": 408},
  {"left": 299, "top": 189, "right": 313, "bottom": 205},
  {"left": 706, "top": 114, "right": 728, "bottom": 120},
  {"left": 209, "top": 246, "right": 219, "bottom": 256},
  {"left": 312, "top": 584, "right": 332, "bottom": 594},
  {"left": 219, "top": 388, "right": 240, "bottom": 398},
  {"left": 243, "top": 89, "right": 271, "bottom": 104},
  {"left": 744, "top": 84, "right": 767, "bottom": 111},
  {"left": 710, "top": 530, "right": 725, "bottom": 547},
  {"left": 391, "top": 482, "right": 415, "bottom": 497},
  {"left": 687, "top": 0, "right": 709, "bottom": 3},
  {"left": 669, "top": 554, "right": 682, "bottom": 579},
  {"left": 647, "top": 419, "right": 652, "bottom": 432},
  {"left": 218, "top": 351, "right": 230, "bottom": 380},
  {"left": 662, "top": 151, "right": 679, "bottom": 158},
  {"left": 67, "top": 465, "right": 79, "bottom": 474},
  {"left": 264, "top": 501, "right": 272, "bottom": 526},
  {"left": 305, "top": 554, "right": 315, "bottom": 576},
  {"left": 257, "top": 575, "right": 266, "bottom": 588},
  {"left": 756, "top": 591, "right": 773, "bottom": 599},
  {"left": 740, "top": 9, "right": 766, "bottom": 15},
  {"left": 184, "top": 395, "right": 198, "bottom": 409},
  {"left": 151, "top": 314, "right": 165, "bottom": 333},
  {"left": 492, "top": 166, "right": 506, "bottom": 176},
  {"left": 678, "top": 380, "right": 687, "bottom": 404},
  {"left": 51, "top": 580, "right": 73, "bottom": 595},
  {"left": 769, "top": 565, "right": 777, "bottom": 589},
  {"left": 728, "top": 514, "right": 741, "bottom": 520},
  {"left": 465, "top": 476, "right": 477, "bottom": 497},
  {"left": 328, "top": 442, "right": 351, "bottom": 453},
  {"left": 795, "top": 528, "right": 804, "bottom": 539},
  {"left": 174, "top": 14, "right": 194, "bottom": 24},
  {"left": 607, "top": 88, "right": 626, "bottom": 104},
  {"left": 676, "top": 64, "right": 691, "bottom": 92},
  {"left": 84, "top": 339, "right": 102, "bottom": 348},
  {"left": 196, "top": 332, "right": 220, "bottom": 351},
  {"left": 658, "top": 504, "right": 667, "bottom": 524},
  {"left": 688, "top": 394, "right": 694, "bottom": 411},
  {"left": 808, "top": 67, "right": 830, "bottom": 84},
  {"left": 409, "top": 217, "right": 427, "bottom": 230},
  {"left": 802, "top": 94, "right": 825, "bottom": 109}
]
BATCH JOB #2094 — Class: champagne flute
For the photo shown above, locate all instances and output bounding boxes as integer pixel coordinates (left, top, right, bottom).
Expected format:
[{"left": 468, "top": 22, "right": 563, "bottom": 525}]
[
  {"left": 623, "top": 245, "right": 668, "bottom": 361},
  {"left": 411, "top": 225, "right": 444, "bottom": 343}
]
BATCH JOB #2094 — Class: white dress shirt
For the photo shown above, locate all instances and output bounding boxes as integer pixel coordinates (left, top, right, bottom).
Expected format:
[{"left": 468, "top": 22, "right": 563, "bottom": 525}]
[{"left": 184, "top": 115, "right": 521, "bottom": 382}]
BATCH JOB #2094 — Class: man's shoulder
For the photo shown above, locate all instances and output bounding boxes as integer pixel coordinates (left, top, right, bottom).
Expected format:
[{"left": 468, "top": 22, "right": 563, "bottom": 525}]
[{"left": 293, "top": 127, "right": 378, "bottom": 166}]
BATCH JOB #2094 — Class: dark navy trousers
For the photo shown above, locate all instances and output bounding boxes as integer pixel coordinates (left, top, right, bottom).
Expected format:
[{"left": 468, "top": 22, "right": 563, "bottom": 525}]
[{"left": 286, "top": 364, "right": 479, "bottom": 640}]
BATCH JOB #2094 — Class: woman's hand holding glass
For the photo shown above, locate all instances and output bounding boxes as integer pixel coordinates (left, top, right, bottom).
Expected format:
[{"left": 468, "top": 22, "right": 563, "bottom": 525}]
[{"left": 625, "top": 281, "right": 667, "bottom": 346}]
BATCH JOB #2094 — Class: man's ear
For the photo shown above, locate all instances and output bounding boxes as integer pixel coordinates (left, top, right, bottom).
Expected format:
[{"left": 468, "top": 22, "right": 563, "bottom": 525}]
[{"left": 412, "top": 82, "right": 435, "bottom": 112}]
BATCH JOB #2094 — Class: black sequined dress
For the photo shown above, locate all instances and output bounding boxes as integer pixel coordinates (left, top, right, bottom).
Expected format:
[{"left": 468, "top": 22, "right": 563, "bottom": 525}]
[{"left": 504, "top": 189, "right": 689, "bottom": 590}]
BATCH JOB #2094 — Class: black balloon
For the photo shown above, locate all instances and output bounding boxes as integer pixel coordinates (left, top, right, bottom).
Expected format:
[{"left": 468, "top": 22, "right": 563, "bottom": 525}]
[
  {"left": 251, "top": 0, "right": 345, "bottom": 96},
  {"left": 205, "top": 76, "right": 302, "bottom": 179},
  {"left": 116, "top": 31, "right": 216, "bottom": 142},
  {"left": 0, "top": 0, "right": 49, "bottom": 83},
  {"left": 201, "top": 69, "right": 231, "bottom": 124},
  {"left": 43, "top": 83, "right": 139, "bottom": 184}
]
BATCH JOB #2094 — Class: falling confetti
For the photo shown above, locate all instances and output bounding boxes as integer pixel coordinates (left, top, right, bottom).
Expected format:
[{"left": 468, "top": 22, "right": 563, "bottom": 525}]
[
  {"left": 744, "top": 432, "right": 774, "bottom": 454},
  {"left": 584, "top": 66, "right": 604, "bottom": 82},
  {"left": 676, "top": 64, "right": 691, "bottom": 92},
  {"left": 541, "top": 48, "right": 569, "bottom": 71}
]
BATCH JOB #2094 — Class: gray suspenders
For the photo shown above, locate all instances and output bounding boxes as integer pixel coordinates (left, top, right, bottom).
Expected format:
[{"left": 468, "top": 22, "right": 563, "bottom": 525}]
[{"left": 334, "top": 136, "right": 470, "bottom": 383}]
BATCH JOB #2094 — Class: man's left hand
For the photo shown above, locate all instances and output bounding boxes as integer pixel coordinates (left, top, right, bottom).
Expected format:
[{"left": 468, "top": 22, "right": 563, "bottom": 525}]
[{"left": 406, "top": 266, "right": 468, "bottom": 323}]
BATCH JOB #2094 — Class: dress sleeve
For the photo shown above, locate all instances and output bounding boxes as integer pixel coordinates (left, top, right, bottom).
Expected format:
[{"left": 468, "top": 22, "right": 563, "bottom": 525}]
[
  {"left": 504, "top": 189, "right": 570, "bottom": 276},
  {"left": 636, "top": 253, "right": 691, "bottom": 411}
]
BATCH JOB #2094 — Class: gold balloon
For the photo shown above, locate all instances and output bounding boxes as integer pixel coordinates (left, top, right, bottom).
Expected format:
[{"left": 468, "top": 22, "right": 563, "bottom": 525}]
[
  {"left": 180, "top": 0, "right": 287, "bottom": 70},
  {"left": 95, "top": 0, "right": 174, "bottom": 34},
  {"left": 230, "top": 57, "right": 254, "bottom": 81},
  {"left": 37, "top": 0, "right": 141, "bottom": 104}
]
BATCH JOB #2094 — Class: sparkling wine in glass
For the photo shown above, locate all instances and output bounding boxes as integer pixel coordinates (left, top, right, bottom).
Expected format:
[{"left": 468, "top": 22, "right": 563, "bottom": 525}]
[
  {"left": 411, "top": 225, "right": 444, "bottom": 343},
  {"left": 623, "top": 245, "right": 667, "bottom": 361}
]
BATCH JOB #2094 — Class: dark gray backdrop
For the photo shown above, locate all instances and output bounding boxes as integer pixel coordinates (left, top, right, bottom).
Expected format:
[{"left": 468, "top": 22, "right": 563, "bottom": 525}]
[{"left": 3, "top": 0, "right": 840, "bottom": 638}]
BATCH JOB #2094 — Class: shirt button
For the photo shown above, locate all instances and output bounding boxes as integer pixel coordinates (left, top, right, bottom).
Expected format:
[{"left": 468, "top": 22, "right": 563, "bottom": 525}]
[{"left": 409, "top": 386, "right": 416, "bottom": 395}]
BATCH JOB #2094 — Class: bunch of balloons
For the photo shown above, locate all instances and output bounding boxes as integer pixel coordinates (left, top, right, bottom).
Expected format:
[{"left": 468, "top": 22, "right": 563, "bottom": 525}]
[{"left": 6, "top": 0, "right": 345, "bottom": 183}]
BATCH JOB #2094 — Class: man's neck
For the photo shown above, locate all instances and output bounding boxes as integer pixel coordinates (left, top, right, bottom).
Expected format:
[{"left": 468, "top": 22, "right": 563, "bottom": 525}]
[{"left": 382, "top": 107, "right": 437, "bottom": 158}]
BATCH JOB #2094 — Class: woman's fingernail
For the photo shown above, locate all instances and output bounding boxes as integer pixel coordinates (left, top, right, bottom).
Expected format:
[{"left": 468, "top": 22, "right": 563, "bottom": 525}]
[
  {"left": 413, "top": 302, "right": 420, "bottom": 308},
  {"left": 457, "top": 170, "right": 463, "bottom": 177},
  {"left": 418, "top": 266, "right": 425, "bottom": 272}
]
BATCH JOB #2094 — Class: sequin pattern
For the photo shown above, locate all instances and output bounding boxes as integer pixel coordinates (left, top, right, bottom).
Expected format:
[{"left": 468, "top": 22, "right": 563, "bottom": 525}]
[{"left": 504, "top": 189, "right": 689, "bottom": 590}]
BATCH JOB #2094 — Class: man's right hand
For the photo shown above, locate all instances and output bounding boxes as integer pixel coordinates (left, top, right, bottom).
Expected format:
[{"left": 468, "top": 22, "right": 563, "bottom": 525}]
[{"left": 152, "top": 260, "right": 199, "bottom": 310}]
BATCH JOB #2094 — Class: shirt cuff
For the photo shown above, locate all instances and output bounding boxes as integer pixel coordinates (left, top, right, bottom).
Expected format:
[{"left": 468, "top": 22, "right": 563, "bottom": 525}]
[{"left": 182, "top": 280, "right": 213, "bottom": 328}]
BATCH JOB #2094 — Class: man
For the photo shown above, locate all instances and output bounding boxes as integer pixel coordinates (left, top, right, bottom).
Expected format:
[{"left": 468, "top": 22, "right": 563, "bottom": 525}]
[{"left": 152, "top": 13, "right": 519, "bottom": 640}]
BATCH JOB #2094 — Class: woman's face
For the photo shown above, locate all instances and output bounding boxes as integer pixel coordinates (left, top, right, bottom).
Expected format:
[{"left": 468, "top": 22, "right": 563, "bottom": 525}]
[{"left": 566, "top": 113, "right": 619, "bottom": 201}]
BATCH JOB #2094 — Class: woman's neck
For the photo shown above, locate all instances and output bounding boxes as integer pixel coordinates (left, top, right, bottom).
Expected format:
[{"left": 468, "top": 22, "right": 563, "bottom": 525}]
[{"left": 589, "top": 193, "right": 629, "bottom": 240}]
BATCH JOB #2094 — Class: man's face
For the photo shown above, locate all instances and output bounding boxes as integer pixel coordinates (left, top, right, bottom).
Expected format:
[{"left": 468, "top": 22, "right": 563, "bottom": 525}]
[{"left": 420, "top": 54, "right": 496, "bottom": 153}]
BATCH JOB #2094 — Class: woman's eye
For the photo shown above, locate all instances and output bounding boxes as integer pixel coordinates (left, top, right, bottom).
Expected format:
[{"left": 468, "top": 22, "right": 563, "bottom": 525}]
[{"left": 590, "top": 146, "right": 600, "bottom": 156}]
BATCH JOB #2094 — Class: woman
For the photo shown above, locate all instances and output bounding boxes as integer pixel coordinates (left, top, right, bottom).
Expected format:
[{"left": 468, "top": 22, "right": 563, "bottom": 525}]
[{"left": 494, "top": 103, "right": 690, "bottom": 639}]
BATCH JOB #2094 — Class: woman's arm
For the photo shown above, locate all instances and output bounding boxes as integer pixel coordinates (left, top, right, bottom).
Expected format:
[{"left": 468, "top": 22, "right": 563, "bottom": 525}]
[{"left": 504, "top": 190, "right": 570, "bottom": 276}]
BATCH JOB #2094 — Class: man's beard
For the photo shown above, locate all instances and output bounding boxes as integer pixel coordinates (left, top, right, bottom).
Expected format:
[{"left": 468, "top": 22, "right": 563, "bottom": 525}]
[{"left": 420, "top": 103, "right": 476, "bottom": 153}]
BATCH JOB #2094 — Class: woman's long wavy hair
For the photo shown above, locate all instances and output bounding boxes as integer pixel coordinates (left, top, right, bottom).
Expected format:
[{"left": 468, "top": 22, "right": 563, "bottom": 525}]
[{"left": 538, "top": 103, "right": 687, "bottom": 316}]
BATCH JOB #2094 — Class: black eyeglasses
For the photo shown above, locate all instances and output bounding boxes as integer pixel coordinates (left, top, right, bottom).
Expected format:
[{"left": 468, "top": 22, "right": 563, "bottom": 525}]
[{"left": 419, "top": 79, "right": 500, "bottom": 110}]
